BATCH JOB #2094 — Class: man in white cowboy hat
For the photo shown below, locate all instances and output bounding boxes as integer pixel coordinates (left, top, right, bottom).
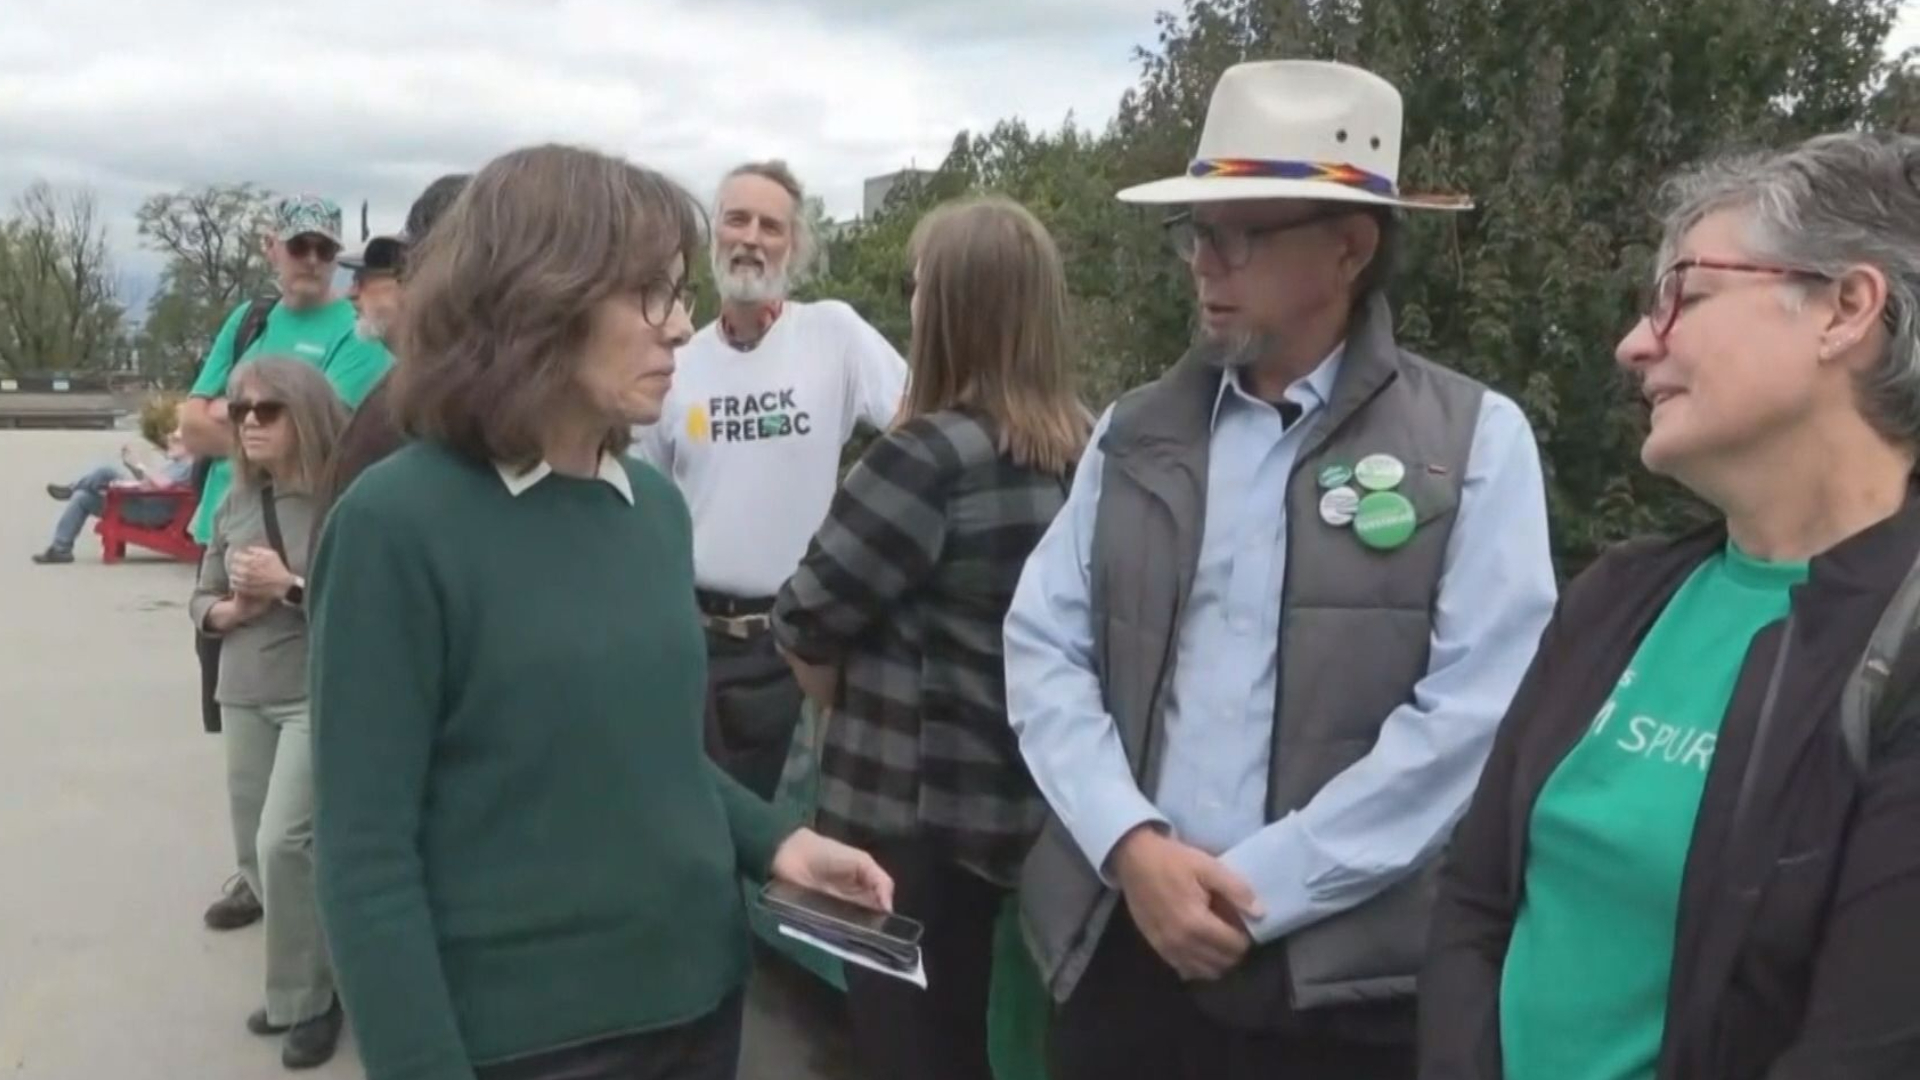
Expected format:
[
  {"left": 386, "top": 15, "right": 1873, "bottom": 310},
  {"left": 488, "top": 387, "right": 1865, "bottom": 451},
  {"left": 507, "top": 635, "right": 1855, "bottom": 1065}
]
[{"left": 1005, "top": 59, "right": 1557, "bottom": 1077}]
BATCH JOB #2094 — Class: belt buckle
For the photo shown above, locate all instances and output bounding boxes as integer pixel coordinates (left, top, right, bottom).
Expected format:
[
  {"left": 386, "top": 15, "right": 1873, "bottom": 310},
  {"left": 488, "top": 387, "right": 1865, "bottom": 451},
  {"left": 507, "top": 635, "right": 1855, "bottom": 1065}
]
[{"left": 707, "top": 613, "right": 769, "bottom": 640}]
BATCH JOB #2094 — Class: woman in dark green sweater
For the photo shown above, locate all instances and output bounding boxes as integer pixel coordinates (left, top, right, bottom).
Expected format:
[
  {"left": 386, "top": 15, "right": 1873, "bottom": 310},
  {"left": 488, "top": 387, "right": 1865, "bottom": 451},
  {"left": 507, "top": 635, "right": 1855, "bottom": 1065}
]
[{"left": 308, "top": 144, "right": 894, "bottom": 1080}]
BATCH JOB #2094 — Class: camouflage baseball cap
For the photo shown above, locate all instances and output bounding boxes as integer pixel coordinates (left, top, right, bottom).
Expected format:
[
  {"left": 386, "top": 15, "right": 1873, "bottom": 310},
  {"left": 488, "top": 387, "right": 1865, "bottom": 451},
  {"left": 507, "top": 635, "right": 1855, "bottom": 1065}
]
[{"left": 272, "top": 194, "right": 343, "bottom": 244}]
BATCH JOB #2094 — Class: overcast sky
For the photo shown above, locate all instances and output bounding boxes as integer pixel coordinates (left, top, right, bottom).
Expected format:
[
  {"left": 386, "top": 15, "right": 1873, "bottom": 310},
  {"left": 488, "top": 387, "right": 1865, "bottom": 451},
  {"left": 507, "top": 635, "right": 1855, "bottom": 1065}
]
[
  {"left": 3, "top": 0, "right": 1916, "bottom": 297},
  {"left": 0, "top": 0, "right": 1172, "bottom": 290}
]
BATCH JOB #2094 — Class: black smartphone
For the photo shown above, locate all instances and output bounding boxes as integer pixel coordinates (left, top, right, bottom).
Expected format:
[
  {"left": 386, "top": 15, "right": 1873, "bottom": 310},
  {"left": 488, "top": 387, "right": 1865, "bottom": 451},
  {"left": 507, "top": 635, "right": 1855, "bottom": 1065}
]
[{"left": 758, "top": 880, "right": 924, "bottom": 947}]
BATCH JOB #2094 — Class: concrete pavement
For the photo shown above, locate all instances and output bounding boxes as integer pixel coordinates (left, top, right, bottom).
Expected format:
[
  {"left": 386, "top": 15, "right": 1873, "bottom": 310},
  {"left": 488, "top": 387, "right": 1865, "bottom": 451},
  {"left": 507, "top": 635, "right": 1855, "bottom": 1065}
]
[{"left": 0, "top": 428, "right": 854, "bottom": 1079}]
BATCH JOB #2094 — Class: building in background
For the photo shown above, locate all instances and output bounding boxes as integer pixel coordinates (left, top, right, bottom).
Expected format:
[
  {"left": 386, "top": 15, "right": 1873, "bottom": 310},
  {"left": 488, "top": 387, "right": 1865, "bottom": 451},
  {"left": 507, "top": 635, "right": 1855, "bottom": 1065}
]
[{"left": 862, "top": 168, "right": 934, "bottom": 218}]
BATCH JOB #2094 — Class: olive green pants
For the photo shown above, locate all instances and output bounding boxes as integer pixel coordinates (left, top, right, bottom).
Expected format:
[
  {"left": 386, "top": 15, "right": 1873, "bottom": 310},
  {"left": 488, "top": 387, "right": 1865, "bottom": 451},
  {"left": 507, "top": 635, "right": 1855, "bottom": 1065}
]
[{"left": 224, "top": 699, "right": 335, "bottom": 1026}]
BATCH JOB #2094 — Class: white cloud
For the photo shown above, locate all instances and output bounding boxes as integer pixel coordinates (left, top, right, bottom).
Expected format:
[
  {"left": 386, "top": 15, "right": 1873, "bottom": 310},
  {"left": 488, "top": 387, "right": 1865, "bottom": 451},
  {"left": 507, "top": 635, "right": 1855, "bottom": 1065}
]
[
  {"left": 6, "top": 0, "right": 1914, "bottom": 303},
  {"left": 0, "top": 0, "right": 1168, "bottom": 292}
]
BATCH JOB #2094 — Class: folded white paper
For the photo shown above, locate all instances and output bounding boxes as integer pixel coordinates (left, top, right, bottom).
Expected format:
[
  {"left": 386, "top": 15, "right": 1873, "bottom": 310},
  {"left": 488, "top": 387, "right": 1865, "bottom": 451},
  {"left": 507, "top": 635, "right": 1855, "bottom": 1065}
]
[{"left": 776, "top": 924, "right": 928, "bottom": 989}]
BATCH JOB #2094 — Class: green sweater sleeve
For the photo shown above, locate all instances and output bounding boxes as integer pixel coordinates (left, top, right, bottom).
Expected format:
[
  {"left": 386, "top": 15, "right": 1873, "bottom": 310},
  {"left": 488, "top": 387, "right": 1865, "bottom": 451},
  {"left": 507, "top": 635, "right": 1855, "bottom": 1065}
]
[
  {"left": 309, "top": 494, "right": 474, "bottom": 1080},
  {"left": 634, "top": 457, "right": 802, "bottom": 880},
  {"left": 710, "top": 760, "right": 800, "bottom": 879}
]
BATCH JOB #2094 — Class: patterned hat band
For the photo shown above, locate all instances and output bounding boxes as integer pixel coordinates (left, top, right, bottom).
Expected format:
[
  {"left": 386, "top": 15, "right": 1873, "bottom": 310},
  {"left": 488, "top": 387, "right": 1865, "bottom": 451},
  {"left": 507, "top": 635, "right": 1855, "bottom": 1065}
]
[{"left": 1187, "top": 158, "right": 1397, "bottom": 197}]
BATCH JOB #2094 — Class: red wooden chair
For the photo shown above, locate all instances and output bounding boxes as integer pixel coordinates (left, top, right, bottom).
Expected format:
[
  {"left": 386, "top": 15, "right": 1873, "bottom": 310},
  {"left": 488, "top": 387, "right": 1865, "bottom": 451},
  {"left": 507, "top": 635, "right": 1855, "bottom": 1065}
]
[{"left": 96, "top": 484, "right": 204, "bottom": 564}]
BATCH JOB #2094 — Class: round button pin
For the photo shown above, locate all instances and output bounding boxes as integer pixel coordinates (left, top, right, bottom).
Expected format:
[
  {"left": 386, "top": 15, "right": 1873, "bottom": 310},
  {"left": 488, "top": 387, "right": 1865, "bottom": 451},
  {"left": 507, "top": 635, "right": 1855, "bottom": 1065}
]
[
  {"left": 1354, "top": 453, "right": 1406, "bottom": 492},
  {"left": 1317, "top": 463, "right": 1354, "bottom": 490},
  {"left": 1319, "top": 485, "right": 1360, "bottom": 527},
  {"left": 1353, "top": 491, "right": 1418, "bottom": 550}
]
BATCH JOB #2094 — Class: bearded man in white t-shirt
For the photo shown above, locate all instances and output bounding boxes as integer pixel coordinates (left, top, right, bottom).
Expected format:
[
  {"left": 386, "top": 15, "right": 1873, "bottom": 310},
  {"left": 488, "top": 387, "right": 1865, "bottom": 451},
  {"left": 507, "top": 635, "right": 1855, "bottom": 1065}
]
[{"left": 634, "top": 159, "right": 908, "bottom": 799}]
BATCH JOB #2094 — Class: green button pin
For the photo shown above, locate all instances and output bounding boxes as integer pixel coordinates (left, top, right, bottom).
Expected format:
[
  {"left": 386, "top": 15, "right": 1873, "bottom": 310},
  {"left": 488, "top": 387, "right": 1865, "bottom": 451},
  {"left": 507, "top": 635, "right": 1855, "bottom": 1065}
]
[
  {"left": 1317, "top": 463, "right": 1354, "bottom": 490},
  {"left": 1353, "top": 491, "right": 1417, "bottom": 551},
  {"left": 1354, "top": 453, "right": 1406, "bottom": 492}
]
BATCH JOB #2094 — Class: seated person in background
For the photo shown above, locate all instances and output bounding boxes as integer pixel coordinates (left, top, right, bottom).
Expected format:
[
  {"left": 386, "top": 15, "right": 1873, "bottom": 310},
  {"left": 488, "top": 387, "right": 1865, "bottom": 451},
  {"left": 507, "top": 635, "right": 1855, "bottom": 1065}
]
[{"left": 33, "top": 427, "right": 195, "bottom": 565}]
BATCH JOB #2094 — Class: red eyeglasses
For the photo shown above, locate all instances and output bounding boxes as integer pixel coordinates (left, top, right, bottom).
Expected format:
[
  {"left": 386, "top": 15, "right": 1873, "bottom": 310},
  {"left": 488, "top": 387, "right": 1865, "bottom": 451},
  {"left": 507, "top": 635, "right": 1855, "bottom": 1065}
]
[{"left": 1640, "top": 258, "right": 1831, "bottom": 341}]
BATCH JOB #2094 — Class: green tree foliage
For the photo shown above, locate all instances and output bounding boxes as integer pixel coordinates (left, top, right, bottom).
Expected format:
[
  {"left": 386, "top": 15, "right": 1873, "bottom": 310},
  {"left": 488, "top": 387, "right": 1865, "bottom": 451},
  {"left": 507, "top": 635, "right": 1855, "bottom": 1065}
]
[
  {"left": 0, "top": 182, "right": 125, "bottom": 376},
  {"left": 812, "top": 0, "right": 1913, "bottom": 572},
  {"left": 134, "top": 183, "right": 277, "bottom": 388}
]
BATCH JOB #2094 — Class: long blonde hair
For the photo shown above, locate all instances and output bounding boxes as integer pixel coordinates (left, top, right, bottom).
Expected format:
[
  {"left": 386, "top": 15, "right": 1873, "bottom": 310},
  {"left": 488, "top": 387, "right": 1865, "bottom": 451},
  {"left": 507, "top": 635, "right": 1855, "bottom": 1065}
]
[
  {"left": 227, "top": 357, "right": 349, "bottom": 494},
  {"left": 906, "top": 196, "right": 1089, "bottom": 476}
]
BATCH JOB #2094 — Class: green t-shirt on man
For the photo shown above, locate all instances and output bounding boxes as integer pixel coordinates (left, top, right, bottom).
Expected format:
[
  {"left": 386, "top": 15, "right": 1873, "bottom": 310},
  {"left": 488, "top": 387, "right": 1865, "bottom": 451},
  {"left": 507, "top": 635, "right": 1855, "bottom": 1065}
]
[
  {"left": 1499, "top": 542, "right": 1809, "bottom": 1080},
  {"left": 187, "top": 297, "right": 375, "bottom": 541}
]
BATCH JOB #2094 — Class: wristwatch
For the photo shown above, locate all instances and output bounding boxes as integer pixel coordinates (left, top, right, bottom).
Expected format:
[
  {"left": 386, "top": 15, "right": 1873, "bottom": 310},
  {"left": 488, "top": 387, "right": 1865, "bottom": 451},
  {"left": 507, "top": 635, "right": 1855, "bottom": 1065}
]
[{"left": 284, "top": 576, "right": 306, "bottom": 608}]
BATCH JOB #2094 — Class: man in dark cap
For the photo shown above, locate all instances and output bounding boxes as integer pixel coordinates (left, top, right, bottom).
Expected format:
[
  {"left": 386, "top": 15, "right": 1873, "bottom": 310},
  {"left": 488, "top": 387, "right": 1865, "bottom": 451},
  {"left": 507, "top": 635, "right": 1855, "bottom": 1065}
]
[
  {"left": 340, "top": 234, "right": 406, "bottom": 343},
  {"left": 310, "top": 173, "right": 470, "bottom": 527}
]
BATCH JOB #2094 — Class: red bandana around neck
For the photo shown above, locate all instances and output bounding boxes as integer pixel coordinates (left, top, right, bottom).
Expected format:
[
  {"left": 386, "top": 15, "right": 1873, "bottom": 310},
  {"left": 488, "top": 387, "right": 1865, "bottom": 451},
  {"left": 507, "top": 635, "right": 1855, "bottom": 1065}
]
[{"left": 720, "top": 301, "right": 785, "bottom": 350}]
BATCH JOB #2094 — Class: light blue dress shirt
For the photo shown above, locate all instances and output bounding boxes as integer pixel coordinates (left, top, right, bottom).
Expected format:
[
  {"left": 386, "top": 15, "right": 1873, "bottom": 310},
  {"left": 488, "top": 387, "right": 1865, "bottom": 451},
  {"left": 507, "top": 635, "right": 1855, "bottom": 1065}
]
[{"left": 1005, "top": 349, "right": 1558, "bottom": 943}]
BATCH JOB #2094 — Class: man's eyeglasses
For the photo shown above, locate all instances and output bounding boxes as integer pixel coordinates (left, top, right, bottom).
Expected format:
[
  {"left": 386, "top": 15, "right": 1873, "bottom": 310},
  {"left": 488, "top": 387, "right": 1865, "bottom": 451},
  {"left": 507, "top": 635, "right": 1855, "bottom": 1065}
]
[
  {"left": 641, "top": 278, "right": 697, "bottom": 327},
  {"left": 285, "top": 236, "right": 341, "bottom": 263},
  {"left": 1163, "top": 207, "right": 1353, "bottom": 270},
  {"left": 1640, "top": 258, "right": 1831, "bottom": 342},
  {"left": 229, "top": 399, "right": 287, "bottom": 425}
]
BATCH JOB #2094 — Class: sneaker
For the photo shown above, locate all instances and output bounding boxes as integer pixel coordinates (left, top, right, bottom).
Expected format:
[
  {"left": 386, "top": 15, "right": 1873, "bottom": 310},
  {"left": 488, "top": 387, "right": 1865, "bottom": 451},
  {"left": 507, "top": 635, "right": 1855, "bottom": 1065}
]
[
  {"left": 248, "top": 1009, "right": 291, "bottom": 1037},
  {"left": 203, "top": 875, "right": 262, "bottom": 931},
  {"left": 30, "top": 548, "right": 73, "bottom": 565},
  {"left": 282, "top": 999, "right": 344, "bottom": 1070},
  {"left": 46, "top": 483, "right": 73, "bottom": 501}
]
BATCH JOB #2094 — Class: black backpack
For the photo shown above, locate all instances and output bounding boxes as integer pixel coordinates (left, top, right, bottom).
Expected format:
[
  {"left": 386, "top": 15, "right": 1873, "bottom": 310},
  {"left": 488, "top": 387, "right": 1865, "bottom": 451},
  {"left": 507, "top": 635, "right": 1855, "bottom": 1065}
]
[{"left": 189, "top": 296, "right": 277, "bottom": 494}]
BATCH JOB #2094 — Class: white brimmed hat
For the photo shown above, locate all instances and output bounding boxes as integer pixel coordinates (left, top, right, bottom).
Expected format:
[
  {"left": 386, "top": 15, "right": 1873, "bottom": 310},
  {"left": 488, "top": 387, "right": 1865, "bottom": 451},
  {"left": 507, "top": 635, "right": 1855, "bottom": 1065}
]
[{"left": 1118, "top": 60, "right": 1472, "bottom": 212}]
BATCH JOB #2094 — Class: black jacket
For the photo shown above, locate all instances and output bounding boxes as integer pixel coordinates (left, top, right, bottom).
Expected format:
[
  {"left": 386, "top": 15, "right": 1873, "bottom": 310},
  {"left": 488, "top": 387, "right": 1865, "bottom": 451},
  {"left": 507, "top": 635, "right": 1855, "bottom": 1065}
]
[{"left": 1420, "top": 503, "right": 1920, "bottom": 1079}]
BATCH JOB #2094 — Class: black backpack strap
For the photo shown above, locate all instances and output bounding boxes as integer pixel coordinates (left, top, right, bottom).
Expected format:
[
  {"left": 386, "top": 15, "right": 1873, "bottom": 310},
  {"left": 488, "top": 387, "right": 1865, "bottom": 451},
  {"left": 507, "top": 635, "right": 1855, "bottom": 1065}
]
[
  {"left": 259, "top": 482, "right": 289, "bottom": 566},
  {"left": 231, "top": 296, "right": 278, "bottom": 369},
  {"left": 189, "top": 456, "right": 214, "bottom": 494},
  {"left": 1841, "top": 552, "right": 1920, "bottom": 770}
]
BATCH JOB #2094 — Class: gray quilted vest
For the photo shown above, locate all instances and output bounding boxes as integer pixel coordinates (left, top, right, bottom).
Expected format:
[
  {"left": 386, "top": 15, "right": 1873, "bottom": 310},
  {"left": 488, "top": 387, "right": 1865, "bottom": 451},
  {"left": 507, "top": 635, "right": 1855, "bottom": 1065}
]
[{"left": 1018, "top": 294, "right": 1487, "bottom": 1023}]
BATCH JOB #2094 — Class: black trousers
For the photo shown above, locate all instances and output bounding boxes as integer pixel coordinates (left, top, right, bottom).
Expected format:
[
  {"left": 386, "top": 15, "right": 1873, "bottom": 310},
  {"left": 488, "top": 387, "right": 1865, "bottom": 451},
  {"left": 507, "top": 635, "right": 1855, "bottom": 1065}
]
[
  {"left": 701, "top": 627, "right": 802, "bottom": 801},
  {"left": 1050, "top": 910, "right": 1416, "bottom": 1080},
  {"left": 474, "top": 994, "right": 744, "bottom": 1080},
  {"left": 843, "top": 840, "right": 1008, "bottom": 1080},
  {"left": 195, "top": 628, "right": 222, "bottom": 734}
]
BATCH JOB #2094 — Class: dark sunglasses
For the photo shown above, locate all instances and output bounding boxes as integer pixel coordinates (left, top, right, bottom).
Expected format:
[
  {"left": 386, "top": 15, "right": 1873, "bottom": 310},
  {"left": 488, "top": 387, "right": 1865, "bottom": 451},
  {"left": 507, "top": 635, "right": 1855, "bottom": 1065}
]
[
  {"left": 899, "top": 270, "right": 917, "bottom": 301},
  {"left": 285, "top": 235, "right": 341, "bottom": 262},
  {"left": 229, "top": 399, "right": 288, "bottom": 425}
]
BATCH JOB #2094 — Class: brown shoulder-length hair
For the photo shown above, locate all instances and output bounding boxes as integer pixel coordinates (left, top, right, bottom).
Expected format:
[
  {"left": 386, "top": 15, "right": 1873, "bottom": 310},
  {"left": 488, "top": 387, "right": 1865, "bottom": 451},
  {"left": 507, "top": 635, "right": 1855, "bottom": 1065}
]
[
  {"left": 906, "top": 196, "right": 1089, "bottom": 476},
  {"left": 393, "top": 143, "right": 704, "bottom": 467},
  {"left": 227, "top": 357, "right": 350, "bottom": 494}
]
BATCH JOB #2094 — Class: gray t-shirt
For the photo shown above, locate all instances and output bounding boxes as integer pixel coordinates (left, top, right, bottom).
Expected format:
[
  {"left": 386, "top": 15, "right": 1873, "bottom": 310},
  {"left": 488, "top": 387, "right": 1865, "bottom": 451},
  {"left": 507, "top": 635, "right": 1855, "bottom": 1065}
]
[{"left": 189, "top": 483, "right": 316, "bottom": 706}]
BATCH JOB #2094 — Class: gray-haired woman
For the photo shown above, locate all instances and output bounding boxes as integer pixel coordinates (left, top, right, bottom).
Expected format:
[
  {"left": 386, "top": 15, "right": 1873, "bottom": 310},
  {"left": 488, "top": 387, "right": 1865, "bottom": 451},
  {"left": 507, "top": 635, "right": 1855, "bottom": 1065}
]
[
  {"left": 1421, "top": 131, "right": 1920, "bottom": 1080},
  {"left": 189, "top": 357, "right": 350, "bottom": 1071}
]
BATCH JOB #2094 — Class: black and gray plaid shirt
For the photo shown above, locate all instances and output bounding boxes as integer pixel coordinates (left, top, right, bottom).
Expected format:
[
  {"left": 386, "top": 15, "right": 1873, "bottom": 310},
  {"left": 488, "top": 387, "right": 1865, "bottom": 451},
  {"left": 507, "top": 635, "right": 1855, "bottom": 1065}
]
[{"left": 771, "top": 408, "right": 1071, "bottom": 886}]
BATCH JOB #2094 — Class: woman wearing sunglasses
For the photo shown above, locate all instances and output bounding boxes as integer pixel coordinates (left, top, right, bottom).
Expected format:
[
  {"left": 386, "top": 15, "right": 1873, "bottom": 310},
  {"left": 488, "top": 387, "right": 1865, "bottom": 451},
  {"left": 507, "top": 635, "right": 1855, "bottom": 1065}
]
[
  {"left": 307, "top": 145, "right": 892, "bottom": 1080},
  {"left": 188, "top": 357, "right": 351, "bottom": 1070},
  {"left": 1421, "top": 131, "right": 1920, "bottom": 1079}
]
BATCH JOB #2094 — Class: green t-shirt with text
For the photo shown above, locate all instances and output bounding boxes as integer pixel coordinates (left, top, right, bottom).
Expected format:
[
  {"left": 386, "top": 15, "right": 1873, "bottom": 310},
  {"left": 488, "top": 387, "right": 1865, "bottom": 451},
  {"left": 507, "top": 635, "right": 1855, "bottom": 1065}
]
[
  {"left": 319, "top": 326, "right": 393, "bottom": 409},
  {"left": 187, "top": 298, "right": 362, "bottom": 541},
  {"left": 1500, "top": 543, "right": 1808, "bottom": 1080}
]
